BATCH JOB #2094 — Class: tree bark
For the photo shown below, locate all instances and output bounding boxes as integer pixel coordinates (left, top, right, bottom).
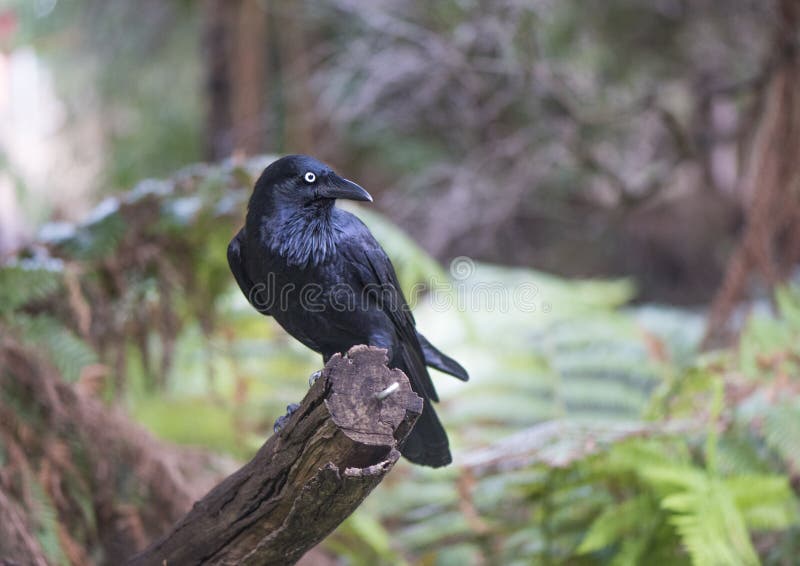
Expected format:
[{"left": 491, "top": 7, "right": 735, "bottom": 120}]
[
  {"left": 202, "top": 0, "right": 235, "bottom": 160},
  {"left": 704, "top": 0, "right": 800, "bottom": 345},
  {"left": 231, "top": 0, "right": 268, "bottom": 156},
  {"left": 128, "top": 345, "right": 422, "bottom": 566},
  {"left": 202, "top": 0, "right": 268, "bottom": 160}
]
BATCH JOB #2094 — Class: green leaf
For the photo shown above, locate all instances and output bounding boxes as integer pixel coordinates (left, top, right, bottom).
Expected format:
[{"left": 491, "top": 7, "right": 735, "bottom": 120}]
[
  {"left": 661, "top": 479, "right": 759, "bottom": 566},
  {"left": 11, "top": 314, "right": 97, "bottom": 382},
  {"left": 0, "top": 260, "right": 62, "bottom": 315},
  {"left": 341, "top": 511, "right": 397, "bottom": 560},
  {"left": 763, "top": 403, "right": 800, "bottom": 469},
  {"left": 638, "top": 465, "right": 706, "bottom": 494},
  {"left": 726, "top": 475, "right": 799, "bottom": 531},
  {"left": 578, "top": 494, "right": 655, "bottom": 554}
]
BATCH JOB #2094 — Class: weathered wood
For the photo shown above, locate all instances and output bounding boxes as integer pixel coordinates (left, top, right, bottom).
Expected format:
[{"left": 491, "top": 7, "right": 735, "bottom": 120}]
[{"left": 128, "top": 345, "right": 422, "bottom": 566}]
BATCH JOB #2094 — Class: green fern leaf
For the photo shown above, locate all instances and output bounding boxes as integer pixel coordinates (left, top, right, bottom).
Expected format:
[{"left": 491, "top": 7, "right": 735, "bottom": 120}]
[
  {"left": 0, "top": 259, "right": 62, "bottom": 315},
  {"left": 11, "top": 314, "right": 97, "bottom": 382},
  {"left": 578, "top": 494, "right": 655, "bottom": 554},
  {"left": 726, "top": 475, "right": 799, "bottom": 531},
  {"left": 661, "top": 479, "right": 759, "bottom": 566},
  {"left": 763, "top": 403, "right": 800, "bottom": 469}
]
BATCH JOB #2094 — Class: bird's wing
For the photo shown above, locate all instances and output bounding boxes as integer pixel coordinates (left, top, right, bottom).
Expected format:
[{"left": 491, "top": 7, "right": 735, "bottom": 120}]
[
  {"left": 340, "top": 229, "right": 439, "bottom": 402},
  {"left": 227, "top": 228, "right": 267, "bottom": 314}
]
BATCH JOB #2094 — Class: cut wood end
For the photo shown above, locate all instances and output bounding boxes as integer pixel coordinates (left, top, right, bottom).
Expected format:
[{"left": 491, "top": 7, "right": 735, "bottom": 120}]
[{"left": 324, "top": 346, "right": 423, "bottom": 447}]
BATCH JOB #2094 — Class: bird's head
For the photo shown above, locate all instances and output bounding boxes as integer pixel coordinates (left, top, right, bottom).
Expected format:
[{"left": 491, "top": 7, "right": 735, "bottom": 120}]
[{"left": 250, "top": 155, "right": 372, "bottom": 212}]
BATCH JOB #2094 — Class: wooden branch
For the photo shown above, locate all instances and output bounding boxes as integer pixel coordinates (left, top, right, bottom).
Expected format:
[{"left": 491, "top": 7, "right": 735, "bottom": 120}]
[{"left": 128, "top": 346, "right": 422, "bottom": 566}]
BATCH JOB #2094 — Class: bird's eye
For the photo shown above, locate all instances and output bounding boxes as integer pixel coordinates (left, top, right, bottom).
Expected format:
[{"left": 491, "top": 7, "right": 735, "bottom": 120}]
[{"left": 303, "top": 172, "right": 316, "bottom": 183}]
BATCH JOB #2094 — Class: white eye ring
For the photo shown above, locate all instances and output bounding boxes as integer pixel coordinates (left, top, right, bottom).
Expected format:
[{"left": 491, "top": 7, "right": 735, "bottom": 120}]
[{"left": 303, "top": 172, "right": 316, "bottom": 183}]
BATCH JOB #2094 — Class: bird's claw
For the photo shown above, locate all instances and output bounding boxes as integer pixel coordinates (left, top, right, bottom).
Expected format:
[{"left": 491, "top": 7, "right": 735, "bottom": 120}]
[
  {"left": 308, "top": 370, "right": 323, "bottom": 387},
  {"left": 273, "top": 403, "right": 301, "bottom": 433}
]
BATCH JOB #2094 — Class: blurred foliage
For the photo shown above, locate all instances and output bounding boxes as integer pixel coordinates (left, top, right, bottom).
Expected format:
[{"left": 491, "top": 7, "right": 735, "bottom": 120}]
[
  {"left": 7, "top": 0, "right": 203, "bottom": 189},
  {"left": 5, "top": 0, "right": 775, "bottom": 303},
  {"left": 340, "top": 284, "right": 800, "bottom": 566},
  {"left": 2, "top": 158, "right": 800, "bottom": 564},
  {"left": 307, "top": 0, "right": 768, "bottom": 294},
  {"left": 0, "top": 259, "right": 97, "bottom": 382}
]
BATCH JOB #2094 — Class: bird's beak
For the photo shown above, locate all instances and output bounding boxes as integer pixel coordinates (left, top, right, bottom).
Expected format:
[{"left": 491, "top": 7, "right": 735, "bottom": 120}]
[{"left": 319, "top": 174, "right": 373, "bottom": 203}]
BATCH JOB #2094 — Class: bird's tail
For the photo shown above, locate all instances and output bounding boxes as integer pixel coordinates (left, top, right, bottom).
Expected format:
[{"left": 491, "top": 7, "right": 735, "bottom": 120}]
[
  {"left": 416, "top": 331, "right": 469, "bottom": 381},
  {"left": 399, "top": 397, "right": 452, "bottom": 468},
  {"left": 394, "top": 339, "right": 456, "bottom": 467}
]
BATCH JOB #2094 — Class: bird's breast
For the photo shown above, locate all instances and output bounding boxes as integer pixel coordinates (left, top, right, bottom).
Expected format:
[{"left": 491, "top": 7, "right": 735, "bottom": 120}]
[
  {"left": 261, "top": 211, "right": 343, "bottom": 268},
  {"left": 250, "top": 254, "right": 374, "bottom": 352}
]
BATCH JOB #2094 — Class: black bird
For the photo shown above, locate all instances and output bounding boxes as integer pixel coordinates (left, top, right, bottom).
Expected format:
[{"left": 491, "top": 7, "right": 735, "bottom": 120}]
[{"left": 227, "top": 155, "right": 468, "bottom": 467}]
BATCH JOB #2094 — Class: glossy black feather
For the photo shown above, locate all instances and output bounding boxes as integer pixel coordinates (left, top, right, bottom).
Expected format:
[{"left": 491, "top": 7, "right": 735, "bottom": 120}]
[
  {"left": 416, "top": 331, "right": 469, "bottom": 381},
  {"left": 228, "top": 155, "right": 468, "bottom": 467}
]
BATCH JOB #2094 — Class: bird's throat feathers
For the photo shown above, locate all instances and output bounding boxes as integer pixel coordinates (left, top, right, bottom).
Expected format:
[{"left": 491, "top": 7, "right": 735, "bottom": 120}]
[{"left": 254, "top": 203, "right": 342, "bottom": 268}]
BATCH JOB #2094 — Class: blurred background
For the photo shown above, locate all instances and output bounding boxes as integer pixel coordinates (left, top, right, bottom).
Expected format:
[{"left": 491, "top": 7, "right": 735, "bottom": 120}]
[{"left": 2, "top": 1, "right": 800, "bottom": 564}]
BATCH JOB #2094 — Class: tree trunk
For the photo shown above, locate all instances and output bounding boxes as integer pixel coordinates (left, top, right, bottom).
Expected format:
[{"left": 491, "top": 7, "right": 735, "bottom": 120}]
[
  {"left": 203, "top": 0, "right": 268, "bottom": 160},
  {"left": 704, "top": 0, "right": 800, "bottom": 345}
]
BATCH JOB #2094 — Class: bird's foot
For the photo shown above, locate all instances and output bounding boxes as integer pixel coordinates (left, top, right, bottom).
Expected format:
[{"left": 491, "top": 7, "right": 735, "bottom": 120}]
[
  {"left": 273, "top": 403, "right": 301, "bottom": 433},
  {"left": 308, "top": 370, "right": 323, "bottom": 388}
]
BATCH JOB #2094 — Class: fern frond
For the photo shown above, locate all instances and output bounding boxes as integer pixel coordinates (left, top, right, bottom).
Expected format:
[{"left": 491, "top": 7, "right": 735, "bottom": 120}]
[
  {"left": 29, "top": 478, "right": 67, "bottom": 565},
  {"left": 578, "top": 494, "right": 656, "bottom": 554},
  {"left": 0, "top": 259, "right": 63, "bottom": 315},
  {"left": 61, "top": 201, "right": 127, "bottom": 260},
  {"left": 11, "top": 314, "right": 97, "bottom": 382},
  {"left": 726, "top": 474, "right": 799, "bottom": 531},
  {"left": 638, "top": 465, "right": 707, "bottom": 494},
  {"left": 661, "top": 480, "right": 759, "bottom": 566},
  {"left": 763, "top": 403, "right": 800, "bottom": 469}
]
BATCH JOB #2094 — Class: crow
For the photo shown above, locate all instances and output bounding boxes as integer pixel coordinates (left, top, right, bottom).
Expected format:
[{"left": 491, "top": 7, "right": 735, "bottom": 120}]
[{"left": 227, "top": 155, "right": 468, "bottom": 467}]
